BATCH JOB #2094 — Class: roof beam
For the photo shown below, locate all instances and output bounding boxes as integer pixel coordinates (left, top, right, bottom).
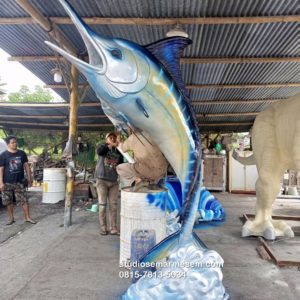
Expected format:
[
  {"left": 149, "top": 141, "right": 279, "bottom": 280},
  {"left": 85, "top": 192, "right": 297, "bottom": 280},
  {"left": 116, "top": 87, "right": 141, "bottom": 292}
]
[
  {"left": 192, "top": 99, "right": 282, "bottom": 105},
  {"left": 199, "top": 122, "right": 253, "bottom": 126},
  {"left": 197, "top": 112, "right": 258, "bottom": 117},
  {"left": 0, "top": 102, "right": 100, "bottom": 107},
  {"left": 181, "top": 57, "right": 300, "bottom": 64},
  {"left": 0, "top": 114, "right": 107, "bottom": 119},
  {"left": 8, "top": 56, "right": 63, "bottom": 62},
  {"left": 1, "top": 15, "right": 299, "bottom": 25},
  {"left": 15, "top": 0, "right": 76, "bottom": 54},
  {"left": 0, "top": 121, "right": 111, "bottom": 127},
  {"left": 0, "top": 120, "right": 252, "bottom": 127},
  {"left": 0, "top": 112, "right": 257, "bottom": 119},
  {"left": 44, "top": 83, "right": 300, "bottom": 89},
  {"left": 187, "top": 83, "right": 300, "bottom": 89},
  {"left": 9, "top": 56, "right": 300, "bottom": 64},
  {"left": 0, "top": 99, "right": 283, "bottom": 108},
  {"left": 44, "top": 84, "right": 85, "bottom": 89}
]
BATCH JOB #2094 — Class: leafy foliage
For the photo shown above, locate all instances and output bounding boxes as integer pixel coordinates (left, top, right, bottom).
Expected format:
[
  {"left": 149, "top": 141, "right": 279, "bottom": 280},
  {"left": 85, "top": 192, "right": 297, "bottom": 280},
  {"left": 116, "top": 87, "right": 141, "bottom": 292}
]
[{"left": 7, "top": 85, "right": 53, "bottom": 103}]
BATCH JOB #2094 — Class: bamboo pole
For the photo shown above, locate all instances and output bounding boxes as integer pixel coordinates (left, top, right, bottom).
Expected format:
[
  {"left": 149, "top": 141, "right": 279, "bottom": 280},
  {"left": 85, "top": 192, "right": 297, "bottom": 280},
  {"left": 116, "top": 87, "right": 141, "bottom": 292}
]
[{"left": 64, "top": 64, "right": 79, "bottom": 228}]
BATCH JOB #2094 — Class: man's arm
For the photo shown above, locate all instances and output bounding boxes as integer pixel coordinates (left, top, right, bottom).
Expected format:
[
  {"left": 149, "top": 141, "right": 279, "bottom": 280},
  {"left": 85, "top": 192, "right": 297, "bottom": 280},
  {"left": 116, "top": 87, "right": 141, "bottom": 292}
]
[
  {"left": 24, "top": 162, "right": 32, "bottom": 188},
  {"left": 0, "top": 166, "right": 4, "bottom": 191},
  {"left": 118, "top": 134, "right": 134, "bottom": 153},
  {"left": 97, "top": 144, "right": 110, "bottom": 156}
]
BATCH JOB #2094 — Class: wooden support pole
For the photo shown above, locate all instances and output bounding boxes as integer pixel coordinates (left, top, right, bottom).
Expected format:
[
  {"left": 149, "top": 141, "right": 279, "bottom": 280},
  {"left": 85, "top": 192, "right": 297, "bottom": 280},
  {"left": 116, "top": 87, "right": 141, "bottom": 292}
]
[
  {"left": 15, "top": 0, "right": 76, "bottom": 55},
  {"left": 64, "top": 65, "right": 79, "bottom": 228}
]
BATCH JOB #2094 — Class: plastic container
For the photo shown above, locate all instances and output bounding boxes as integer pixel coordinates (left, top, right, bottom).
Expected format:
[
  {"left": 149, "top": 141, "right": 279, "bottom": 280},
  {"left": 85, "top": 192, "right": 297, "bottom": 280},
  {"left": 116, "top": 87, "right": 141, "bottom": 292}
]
[
  {"left": 119, "top": 187, "right": 167, "bottom": 266},
  {"left": 42, "top": 168, "right": 66, "bottom": 204},
  {"left": 130, "top": 229, "right": 156, "bottom": 282}
]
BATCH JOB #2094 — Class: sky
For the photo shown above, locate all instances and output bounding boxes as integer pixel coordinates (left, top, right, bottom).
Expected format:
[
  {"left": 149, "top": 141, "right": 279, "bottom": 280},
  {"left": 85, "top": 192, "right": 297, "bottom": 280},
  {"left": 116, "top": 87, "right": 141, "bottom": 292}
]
[{"left": 0, "top": 48, "right": 60, "bottom": 100}]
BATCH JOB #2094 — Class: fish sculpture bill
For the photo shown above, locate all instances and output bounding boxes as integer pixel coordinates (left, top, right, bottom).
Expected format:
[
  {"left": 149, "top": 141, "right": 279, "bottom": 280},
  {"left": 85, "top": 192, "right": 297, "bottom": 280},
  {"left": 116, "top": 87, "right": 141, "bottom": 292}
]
[{"left": 46, "top": 1, "right": 227, "bottom": 299}]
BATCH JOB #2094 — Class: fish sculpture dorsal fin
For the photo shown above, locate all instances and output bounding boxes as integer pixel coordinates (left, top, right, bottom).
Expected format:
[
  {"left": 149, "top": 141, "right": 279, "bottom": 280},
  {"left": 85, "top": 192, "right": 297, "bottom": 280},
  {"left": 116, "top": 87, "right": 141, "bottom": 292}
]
[{"left": 145, "top": 37, "right": 192, "bottom": 102}]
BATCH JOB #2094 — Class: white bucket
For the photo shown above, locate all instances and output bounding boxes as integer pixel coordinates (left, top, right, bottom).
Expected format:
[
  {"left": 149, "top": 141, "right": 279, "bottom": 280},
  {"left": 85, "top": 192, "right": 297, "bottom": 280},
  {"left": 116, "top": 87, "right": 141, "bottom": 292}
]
[
  {"left": 120, "top": 188, "right": 167, "bottom": 266},
  {"left": 42, "top": 168, "right": 66, "bottom": 204}
]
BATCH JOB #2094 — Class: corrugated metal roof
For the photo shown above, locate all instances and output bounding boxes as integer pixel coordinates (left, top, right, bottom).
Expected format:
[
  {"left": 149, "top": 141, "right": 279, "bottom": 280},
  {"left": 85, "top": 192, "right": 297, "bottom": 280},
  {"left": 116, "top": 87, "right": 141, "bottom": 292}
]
[
  {"left": 189, "top": 87, "right": 300, "bottom": 100},
  {"left": 182, "top": 62, "right": 300, "bottom": 84},
  {"left": 27, "top": 0, "right": 300, "bottom": 18},
  {"left": 0, "top": 0, "right": 299, "bottom": 133},
  {"left": 58, "top": 22, "right": 300, "bottom": 57}
]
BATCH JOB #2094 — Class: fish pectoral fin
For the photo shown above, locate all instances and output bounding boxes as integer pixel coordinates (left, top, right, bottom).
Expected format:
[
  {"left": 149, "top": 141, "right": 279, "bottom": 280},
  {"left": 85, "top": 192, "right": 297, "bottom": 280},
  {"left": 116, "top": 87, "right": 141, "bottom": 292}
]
[
  {"left": 139, "top": 230, "right": 180, "bottom": 263},
  {"left": 139, "top": 231, "right": 208, "bottom": 264}
]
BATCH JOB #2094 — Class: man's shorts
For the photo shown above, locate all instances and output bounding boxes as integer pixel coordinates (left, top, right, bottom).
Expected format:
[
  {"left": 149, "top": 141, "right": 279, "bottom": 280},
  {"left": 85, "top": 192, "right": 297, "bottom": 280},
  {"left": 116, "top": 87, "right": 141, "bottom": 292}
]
[{"left": 1, "top": 183, "right": 28, "bottom": 206}]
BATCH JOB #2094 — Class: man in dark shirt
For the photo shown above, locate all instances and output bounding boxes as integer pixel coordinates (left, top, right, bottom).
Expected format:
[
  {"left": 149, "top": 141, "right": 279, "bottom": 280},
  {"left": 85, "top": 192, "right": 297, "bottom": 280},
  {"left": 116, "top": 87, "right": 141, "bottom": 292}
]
[
  {"left": 95, "top": 132, "right": 122, "bottom": 235},
  {"left": 0, "top": 136, "right": 36, "bottom": 225}
]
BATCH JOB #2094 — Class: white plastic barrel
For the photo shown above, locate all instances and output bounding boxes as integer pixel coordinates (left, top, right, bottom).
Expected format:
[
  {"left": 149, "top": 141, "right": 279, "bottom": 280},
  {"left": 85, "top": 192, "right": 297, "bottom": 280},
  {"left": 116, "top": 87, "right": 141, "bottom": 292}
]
[
  {"left": 120, "top": 187, "right": 167, "bottom": 266},
  {"left": 42, "top": 168, "right": 66, "bottom": 204}
]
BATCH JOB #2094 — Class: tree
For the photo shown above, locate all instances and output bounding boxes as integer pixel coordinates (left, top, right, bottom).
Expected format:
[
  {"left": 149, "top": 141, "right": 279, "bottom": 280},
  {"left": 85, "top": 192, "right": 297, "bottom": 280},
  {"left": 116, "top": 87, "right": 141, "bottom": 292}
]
[{"left": 7, "top": 85, "right": 53, "bottom": 103}]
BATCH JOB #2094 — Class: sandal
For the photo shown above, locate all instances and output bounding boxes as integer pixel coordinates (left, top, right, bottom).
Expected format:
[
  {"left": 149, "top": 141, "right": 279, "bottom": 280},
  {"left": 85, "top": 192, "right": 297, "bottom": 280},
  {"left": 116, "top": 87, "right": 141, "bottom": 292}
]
[
  {"left": 6, "top": 219, "right": 15, "bottom": 226},
  {"left": 100, "top": 230, "right": 108, "bottom": 235},
  {"left": 110, "top": 229, "right": 120, "bottom": 236},
  {"left": 25, "top": 219, "right": 37, "bottom": 224}
]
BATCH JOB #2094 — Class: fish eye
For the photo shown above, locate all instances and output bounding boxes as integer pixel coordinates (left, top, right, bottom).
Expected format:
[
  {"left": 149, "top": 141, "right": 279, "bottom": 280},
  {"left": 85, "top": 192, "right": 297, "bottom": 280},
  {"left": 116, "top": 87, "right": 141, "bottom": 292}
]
[{"left": 110, "top": 49, "right": 122, "bottom": 59}]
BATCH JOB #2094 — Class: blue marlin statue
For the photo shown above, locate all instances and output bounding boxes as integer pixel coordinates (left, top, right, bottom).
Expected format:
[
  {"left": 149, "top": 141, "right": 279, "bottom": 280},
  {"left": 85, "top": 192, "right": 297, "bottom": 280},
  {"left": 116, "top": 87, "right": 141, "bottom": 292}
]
[{"left": 46, "top": 0, "right": 218, "bottom": 259}]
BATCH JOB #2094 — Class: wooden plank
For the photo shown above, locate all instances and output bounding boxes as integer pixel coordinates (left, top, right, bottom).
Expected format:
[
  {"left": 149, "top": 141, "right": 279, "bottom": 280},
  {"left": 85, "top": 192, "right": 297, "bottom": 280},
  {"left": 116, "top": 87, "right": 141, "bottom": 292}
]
[
  {"left": 277, "top": 260, "right": 300, "bottom": 267},
  {"left": 256, "top": 246, "right": 272, "bottom": 261},
  {"left": 245, "top": 214, "right": 300, "bottom": 222},
  {"left": 258, "top": 237, "right": 279, "bottom": 265}
]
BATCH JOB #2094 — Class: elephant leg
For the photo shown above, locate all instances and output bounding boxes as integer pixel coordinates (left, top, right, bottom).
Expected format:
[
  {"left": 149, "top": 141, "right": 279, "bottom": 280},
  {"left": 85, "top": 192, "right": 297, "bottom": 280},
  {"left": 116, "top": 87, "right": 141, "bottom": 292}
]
[{"left": 242, "top": 167, "right": 294, "bottom": 240}]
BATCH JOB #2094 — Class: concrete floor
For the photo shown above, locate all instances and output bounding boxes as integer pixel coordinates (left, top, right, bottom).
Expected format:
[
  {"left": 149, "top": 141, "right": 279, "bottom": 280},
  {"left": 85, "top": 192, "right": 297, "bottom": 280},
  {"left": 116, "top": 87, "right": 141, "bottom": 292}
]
[{"left": 0, "top": 190, "right": 299, "bottom": 300}]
